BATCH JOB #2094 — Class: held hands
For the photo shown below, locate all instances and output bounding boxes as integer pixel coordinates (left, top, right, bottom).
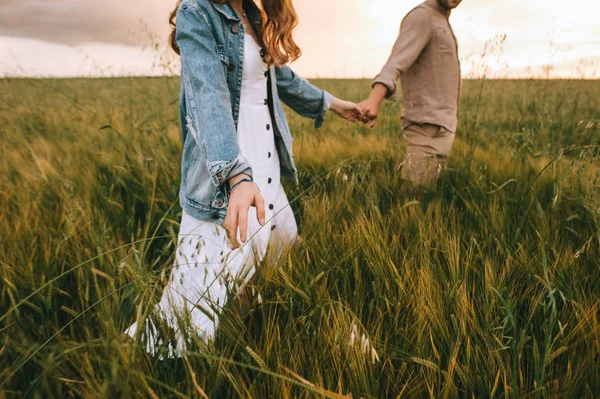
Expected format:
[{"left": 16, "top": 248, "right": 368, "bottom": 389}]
[
  {"left": 223, "top": 92, "right": 383, "bottom": 249},
  {"left": 358, "top": 83, "right": 388, "bottom": 129},
  {"left": 358, "top": 98, "right": 382, "bottom": 129},
  {"left": 224, "top": 174, "right": 265, "bottom": 250},
  {"left": 330, "top": 98, "right": 367, "bottom": 123}
]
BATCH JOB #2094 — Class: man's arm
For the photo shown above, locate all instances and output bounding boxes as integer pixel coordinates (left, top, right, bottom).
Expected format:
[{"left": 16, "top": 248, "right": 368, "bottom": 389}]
[
  {"left": 373, "top": 8, "right": 433, "bottom": 100},
  {"left": 359, "top": 8, "right": 432, "bottom": 127}
]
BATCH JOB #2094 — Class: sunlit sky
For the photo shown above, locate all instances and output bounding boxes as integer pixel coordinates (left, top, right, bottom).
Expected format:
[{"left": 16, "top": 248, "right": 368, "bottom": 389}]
[{"left": 0, "top": 0, "right": 598, "bottom": 78}]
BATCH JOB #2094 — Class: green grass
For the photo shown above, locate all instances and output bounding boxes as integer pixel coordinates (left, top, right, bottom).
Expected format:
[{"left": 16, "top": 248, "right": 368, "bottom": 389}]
[{"left": 0, "top": 77, "right": 599, "bottom": 398}]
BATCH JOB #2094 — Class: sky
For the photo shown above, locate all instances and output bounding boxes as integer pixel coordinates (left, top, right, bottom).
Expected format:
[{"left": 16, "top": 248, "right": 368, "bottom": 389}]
[{"left": 0, "top": 0, "right": 598, "bottom": 79}]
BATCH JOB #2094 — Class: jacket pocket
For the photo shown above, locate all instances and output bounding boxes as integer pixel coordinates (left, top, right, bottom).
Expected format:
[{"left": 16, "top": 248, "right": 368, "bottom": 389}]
[{"left": 181, "top": 131, "right": 218, "bottom": 208}]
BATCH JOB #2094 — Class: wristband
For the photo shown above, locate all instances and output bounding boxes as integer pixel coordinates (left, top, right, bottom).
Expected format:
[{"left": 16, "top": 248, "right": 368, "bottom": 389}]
[{"left": 228, "top": 178, "right": 260, "bottom": 195}]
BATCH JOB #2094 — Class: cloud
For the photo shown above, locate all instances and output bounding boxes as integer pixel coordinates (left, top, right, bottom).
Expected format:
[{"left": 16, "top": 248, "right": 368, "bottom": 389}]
[
  {"left": 0, "top": 36, "right": 162, "bottom": 77},
  {"left": 0, "top": 0, "right": 597, "bottom": 78},
  {"left": 0, "top": 0, "right": 173, "bottom": 47},
  {"left": 452, "top": 0, "right": 599, "bottom": 42}
]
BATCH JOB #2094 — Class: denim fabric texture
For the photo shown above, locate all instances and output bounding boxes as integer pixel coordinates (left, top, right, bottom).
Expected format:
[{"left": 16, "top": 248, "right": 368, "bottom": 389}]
[{"left": 176, "top": 0, "right": 332, "bottom": 223}]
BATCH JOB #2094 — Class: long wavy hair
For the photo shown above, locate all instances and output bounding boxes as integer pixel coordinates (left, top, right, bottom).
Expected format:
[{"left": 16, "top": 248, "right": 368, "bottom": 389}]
[{"left": 168, "top": 0, "right": 301, "bottom": 66}]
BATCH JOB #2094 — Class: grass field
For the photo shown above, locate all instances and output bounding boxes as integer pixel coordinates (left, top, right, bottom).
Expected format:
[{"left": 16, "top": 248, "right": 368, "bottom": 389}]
[{"left": 0, "top": 77, "right": 599, "bottom": 398}]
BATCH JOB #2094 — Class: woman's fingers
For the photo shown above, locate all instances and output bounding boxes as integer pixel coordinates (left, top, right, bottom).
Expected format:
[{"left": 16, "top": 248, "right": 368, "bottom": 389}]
[
  {"left": 352, "top": 103, "right": 364, "bottom": 117},
  {"left": 238, "top": 208, "right": 248, "bottom": 243},
  {"left": 348, "top": 103, "right": 364, "bottom": 123},
  {"left": 255, "top": 194, "right": 266, "bottom": 226},
  {"left": 224, "top": 181, "right": 268, "bottom": 249},
  {"left": 226, "top": 208, "right": 240, "bottom": 249},
  {"left": 332, "top": 99, "right": 368, "bottom": 123},
  {"left": 236, "top": 192, "right": 265, "bottom": 245}
]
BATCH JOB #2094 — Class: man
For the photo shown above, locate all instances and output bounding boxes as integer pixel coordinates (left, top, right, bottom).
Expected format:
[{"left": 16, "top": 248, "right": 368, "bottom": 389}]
[{"left": 359, "top": 0, "right": 462, "bottom": 190}]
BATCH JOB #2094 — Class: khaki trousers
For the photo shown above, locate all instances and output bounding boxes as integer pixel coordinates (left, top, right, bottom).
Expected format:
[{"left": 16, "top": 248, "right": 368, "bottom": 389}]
[{"left": 400, "top": 120, "right": 455, "bottom": 189}]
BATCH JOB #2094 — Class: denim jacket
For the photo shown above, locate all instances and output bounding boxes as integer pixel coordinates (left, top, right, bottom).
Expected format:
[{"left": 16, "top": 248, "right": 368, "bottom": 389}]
[{"left": 176, "top": 0, "right": 333, "bottom": 224}]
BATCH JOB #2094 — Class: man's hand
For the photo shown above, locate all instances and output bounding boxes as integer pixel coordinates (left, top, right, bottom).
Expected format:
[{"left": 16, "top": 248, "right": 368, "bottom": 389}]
[
  {"left": 330, "top": 98, "right": 366, "bottom": 123},
  {"left": 358, "top": 83, "right": 388, "bottom": 129},
  {"left": 358, "top": 99, "right": 381, "bottom": 129},
  {"left": 224, "top": 174, "right": 265, "bottom": 250}
]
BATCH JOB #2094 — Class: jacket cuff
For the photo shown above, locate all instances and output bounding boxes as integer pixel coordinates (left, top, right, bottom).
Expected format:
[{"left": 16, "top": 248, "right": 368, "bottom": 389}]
[
  {"left": 209, "top": 154, "right": 254, "bottom": 187},
  {"left": 372, "top": 75, "right": 399, "bottom": 102},
  {"left": 323, "top": 91, "right": 335, "bottom": 111},
  {"left": 313, "top": 90, "right": 330, "bottom": 129}
]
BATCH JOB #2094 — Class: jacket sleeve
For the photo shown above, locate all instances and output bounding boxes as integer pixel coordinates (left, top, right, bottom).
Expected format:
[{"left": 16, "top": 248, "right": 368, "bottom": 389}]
[
  {"left": 177, "top": 3, "right": 252, "bottom": 187},
  {"left": 274, "top": 65, "right": 333, "bottom": 129},
  {"left": 372, "top": 8, "right": 432, "bottom": 101}
]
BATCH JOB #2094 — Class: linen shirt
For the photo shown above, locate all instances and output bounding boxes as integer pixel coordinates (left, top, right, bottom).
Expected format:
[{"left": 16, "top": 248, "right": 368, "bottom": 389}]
[{"left": 373, "top": 0, "right": 461, "bottom": 133}]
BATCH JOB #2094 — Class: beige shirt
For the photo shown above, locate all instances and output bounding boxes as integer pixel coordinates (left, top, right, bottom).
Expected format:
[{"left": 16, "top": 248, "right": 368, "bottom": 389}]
[{"left": 373, "top": 0, "right": 461, "bottom": 133}]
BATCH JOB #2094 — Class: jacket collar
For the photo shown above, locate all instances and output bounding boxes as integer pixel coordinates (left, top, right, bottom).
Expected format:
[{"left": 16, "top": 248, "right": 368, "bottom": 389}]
[
  {"left": 212, "top": 2, "right": 241, "bottom": 22},
  {"left": 425, "top": 0, "right": 451, "bottom": 17},
  {"left": 212, "top": 1, "right": 263, "bottom": 32}
]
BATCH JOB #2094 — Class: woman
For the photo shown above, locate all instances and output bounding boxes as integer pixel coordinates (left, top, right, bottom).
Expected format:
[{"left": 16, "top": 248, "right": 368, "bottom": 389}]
[{"left": 125, "top": 0, "right": 362, "bottom": 355}]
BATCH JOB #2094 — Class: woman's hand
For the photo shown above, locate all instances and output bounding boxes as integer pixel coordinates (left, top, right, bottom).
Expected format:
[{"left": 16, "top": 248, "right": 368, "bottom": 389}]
[
  {"left": 224, "top": 174, "right": 266, "bottom": 250},
  {"left": 330, "top": 98, "right": 366, "bottom": 123}
]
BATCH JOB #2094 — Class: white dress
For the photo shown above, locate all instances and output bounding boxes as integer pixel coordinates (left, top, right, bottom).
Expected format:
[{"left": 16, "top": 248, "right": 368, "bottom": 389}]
[{"left": 125, "top": 33, "right": 298, "bottom": 355}]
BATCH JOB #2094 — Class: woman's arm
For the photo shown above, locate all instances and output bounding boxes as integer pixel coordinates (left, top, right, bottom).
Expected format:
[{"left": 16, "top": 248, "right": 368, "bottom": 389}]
[
  {"left": 177, "top": 3, "right": 252, "bottom": 187},
  {"left": 274, "top": 65, "right": 362, "bottom": 127},
  {"left": 178, "top": 4, "right": 264, "bottom": 249}
]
